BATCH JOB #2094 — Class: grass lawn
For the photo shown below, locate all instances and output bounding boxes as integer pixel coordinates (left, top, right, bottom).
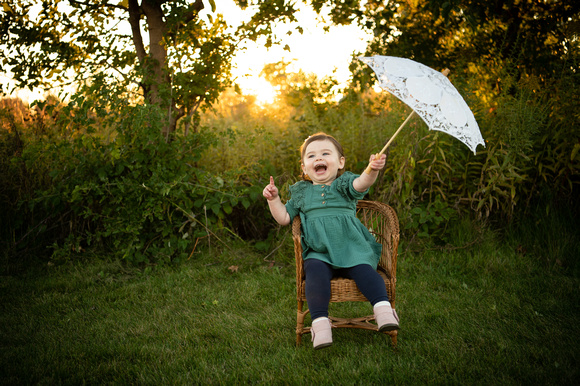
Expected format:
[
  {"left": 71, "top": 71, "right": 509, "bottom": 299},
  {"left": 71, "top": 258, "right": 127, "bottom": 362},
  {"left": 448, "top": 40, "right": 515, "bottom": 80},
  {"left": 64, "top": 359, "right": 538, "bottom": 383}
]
[{"left": 1, "top": 225, "right": 579, "bottom": 384}]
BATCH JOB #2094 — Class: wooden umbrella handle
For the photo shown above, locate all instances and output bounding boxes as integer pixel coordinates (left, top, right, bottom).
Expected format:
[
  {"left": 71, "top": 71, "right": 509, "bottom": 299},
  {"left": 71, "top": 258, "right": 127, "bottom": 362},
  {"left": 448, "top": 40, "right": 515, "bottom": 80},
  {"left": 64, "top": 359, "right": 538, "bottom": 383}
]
[
  {"left": 364, "top": 111, "right": 415, "bottom": 174},
  {"left": 364, "top": 68, "right": 451, "bottom": 174}
]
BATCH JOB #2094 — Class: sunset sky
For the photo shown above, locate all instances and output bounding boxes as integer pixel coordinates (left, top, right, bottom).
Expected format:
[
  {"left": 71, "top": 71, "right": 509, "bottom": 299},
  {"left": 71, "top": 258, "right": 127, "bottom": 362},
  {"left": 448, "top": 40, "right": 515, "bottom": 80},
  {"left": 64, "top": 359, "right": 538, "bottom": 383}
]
[{"left": 208, "top": 0, "right": 372, "bottom": 103}]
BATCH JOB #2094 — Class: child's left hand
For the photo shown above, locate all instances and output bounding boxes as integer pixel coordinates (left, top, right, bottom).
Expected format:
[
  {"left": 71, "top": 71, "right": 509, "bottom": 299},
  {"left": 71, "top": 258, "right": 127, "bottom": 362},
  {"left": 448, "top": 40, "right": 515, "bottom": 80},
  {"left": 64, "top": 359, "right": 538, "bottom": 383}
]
[{"left": 369, "top": 153, "right": 387, "bottom": 171}]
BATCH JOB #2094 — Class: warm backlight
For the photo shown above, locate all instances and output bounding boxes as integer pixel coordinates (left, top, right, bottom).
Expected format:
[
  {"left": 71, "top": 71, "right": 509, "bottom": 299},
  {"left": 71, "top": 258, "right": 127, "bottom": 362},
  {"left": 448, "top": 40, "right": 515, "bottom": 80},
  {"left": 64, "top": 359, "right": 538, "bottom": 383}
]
[{"left": 238, "top": 75, "right": 278, "bottom": 106}]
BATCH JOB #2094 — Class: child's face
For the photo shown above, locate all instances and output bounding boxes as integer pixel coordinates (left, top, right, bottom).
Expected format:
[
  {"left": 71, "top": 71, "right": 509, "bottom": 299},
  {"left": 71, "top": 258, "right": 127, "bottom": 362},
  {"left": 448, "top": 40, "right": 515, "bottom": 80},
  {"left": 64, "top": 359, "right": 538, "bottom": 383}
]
[{"left": 301, "top": 139, "right": 345, "bottom": 185}]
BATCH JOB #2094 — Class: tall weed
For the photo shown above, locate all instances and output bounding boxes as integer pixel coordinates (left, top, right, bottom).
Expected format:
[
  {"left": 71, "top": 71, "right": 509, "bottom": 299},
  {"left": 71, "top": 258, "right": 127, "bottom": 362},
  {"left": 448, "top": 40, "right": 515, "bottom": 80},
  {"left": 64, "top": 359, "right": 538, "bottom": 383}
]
[{"left": 198, "top": 62, "right": 579, "bottom": 249}]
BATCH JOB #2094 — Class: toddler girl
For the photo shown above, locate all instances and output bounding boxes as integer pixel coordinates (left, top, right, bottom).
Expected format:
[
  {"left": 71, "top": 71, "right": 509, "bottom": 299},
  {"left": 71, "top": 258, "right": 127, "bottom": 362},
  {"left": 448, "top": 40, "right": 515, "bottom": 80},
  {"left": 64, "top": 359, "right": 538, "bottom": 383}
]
[{"left": 262, "top": 132, "right": 399, "bottom": 349}]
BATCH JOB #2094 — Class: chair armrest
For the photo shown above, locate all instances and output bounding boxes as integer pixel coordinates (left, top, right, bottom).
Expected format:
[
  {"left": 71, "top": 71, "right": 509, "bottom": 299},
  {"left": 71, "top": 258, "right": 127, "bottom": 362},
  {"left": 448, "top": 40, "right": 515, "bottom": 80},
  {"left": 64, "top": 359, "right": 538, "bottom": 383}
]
[
  {"left": 292, "top": 216, "right": 305, "bottom": 299},
  {"left": 357, "top": 200, "right": 399, "bottom": 281}
]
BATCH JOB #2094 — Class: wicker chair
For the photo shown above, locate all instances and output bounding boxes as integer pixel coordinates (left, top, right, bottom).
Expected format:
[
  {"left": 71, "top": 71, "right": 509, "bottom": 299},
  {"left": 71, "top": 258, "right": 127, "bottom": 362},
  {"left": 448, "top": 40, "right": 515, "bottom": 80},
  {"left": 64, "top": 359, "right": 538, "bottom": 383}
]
[{"left": 292, "top": 200, "right": 400, "bottom": 346}]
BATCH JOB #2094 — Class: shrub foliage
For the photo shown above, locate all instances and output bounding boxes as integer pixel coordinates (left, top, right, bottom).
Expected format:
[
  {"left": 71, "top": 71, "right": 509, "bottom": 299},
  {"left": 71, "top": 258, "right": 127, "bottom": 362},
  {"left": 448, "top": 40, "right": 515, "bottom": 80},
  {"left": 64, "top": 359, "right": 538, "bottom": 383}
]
[
  {"left": 1, "top": 59, "right": 578, "bottom": 265},
  {"left": 1, "top": 89, "right": 262, "bottom": 264}
]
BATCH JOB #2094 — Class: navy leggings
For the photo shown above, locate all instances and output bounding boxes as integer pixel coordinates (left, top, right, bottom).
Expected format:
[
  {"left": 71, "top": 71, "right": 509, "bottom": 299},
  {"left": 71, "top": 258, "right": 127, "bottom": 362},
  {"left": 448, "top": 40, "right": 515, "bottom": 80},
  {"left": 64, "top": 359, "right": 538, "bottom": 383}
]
[{"left": 304, "top": 258, "right": 389, "bottom": 320}]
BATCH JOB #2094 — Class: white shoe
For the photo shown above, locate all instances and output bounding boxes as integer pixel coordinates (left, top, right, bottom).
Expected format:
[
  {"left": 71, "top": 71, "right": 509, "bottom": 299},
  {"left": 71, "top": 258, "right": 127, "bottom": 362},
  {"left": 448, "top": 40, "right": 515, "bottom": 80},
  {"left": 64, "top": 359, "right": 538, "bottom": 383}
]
[
  {"left": 374, "top": 304, "right": 400, "bottom": 331},
  {"left": 311, "top": 318, "right": 333, "bottom": 349}
]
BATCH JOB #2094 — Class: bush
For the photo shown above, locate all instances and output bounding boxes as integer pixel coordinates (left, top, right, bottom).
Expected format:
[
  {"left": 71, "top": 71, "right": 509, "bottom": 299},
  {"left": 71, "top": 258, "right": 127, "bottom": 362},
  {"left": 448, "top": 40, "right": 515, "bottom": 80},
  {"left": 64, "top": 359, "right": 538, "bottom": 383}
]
[
  {"left": 4, "top": 90, "right": 260, "bottom": 265},
  {"left": 3, "top": 56, "right": 578, "bottom": 265}
]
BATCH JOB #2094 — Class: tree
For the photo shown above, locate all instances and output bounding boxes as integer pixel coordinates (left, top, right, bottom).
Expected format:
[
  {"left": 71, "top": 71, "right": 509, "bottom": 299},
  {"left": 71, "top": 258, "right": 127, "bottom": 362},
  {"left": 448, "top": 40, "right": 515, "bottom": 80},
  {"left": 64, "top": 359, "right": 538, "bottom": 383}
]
[
  {"left": 312, "top": 0, "right": 579, "bottom": 80},
  {"left": 0, "top": 0, "right": 298, "bottom": 136}
]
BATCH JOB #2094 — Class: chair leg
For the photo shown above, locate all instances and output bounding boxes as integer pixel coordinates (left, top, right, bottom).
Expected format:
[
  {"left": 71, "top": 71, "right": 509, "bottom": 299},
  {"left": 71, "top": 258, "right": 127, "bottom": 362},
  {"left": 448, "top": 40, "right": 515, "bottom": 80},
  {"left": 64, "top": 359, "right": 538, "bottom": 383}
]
[{"left": 296, "top": 300, "right": 306, "bottom": 345}]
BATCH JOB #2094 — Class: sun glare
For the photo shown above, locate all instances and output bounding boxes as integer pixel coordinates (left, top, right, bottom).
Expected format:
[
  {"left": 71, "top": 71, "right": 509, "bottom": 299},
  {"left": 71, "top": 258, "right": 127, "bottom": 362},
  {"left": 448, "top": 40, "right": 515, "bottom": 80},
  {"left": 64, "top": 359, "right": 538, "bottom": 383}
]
[
  {"left": 211, "top": 1, "right": 372, "bottom": 105},
  {"left": 238, "top": 75, "right": 278, "bottom": 106}
]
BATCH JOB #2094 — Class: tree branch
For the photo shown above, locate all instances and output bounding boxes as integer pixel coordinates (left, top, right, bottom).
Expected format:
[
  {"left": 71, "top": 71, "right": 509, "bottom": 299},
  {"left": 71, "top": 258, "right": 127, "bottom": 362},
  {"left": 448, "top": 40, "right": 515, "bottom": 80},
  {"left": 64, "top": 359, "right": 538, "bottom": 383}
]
[
  {"left": 68, "top": 0, "right": 127, "bottom": 12},
  {"left": 128, "top": 0, "right": 147, "bottom": 64},
  {"left": 187, "top": 0, "right": 205, "bottom": 22}
]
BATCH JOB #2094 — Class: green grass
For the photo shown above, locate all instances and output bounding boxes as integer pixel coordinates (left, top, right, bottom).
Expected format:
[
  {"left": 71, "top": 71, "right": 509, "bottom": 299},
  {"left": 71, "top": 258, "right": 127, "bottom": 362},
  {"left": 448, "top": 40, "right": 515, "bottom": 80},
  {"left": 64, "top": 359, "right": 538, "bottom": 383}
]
[{"left": 1, "top": 225, "right": 579, "bottom": 385}]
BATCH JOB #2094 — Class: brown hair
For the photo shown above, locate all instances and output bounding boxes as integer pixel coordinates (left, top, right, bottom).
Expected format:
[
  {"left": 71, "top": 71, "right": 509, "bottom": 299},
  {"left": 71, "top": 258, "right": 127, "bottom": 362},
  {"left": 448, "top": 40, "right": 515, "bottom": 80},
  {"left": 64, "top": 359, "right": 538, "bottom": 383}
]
[{"left": 299, "top": 132, "right": 345, "bottom": 181}]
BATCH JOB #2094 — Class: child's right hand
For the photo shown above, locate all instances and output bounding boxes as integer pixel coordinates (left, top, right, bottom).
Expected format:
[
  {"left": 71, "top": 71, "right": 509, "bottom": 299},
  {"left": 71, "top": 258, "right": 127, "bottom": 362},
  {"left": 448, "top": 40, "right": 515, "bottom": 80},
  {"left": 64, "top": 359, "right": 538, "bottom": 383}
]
[{"left": 263, "top": 176, "right": 279, "bottom": 201}]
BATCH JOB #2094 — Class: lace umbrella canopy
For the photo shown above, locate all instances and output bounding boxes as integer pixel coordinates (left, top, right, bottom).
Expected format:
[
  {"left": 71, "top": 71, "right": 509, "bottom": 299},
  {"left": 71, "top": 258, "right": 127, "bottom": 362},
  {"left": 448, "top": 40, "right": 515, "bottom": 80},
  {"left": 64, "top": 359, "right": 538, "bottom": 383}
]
[{"left": 359, "top": 56, "right": 485, "bottom": 171}]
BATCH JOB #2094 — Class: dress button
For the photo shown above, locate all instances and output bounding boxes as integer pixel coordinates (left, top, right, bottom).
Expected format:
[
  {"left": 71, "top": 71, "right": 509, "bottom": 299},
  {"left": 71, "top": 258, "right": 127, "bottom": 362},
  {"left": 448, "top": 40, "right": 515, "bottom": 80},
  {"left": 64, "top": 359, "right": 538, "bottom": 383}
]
[
  {"left": 322, "top": 201, "right": 326, "bottom": 204},
  {"left": 321, "top": 193, "right": 325, "bottom": 197}
]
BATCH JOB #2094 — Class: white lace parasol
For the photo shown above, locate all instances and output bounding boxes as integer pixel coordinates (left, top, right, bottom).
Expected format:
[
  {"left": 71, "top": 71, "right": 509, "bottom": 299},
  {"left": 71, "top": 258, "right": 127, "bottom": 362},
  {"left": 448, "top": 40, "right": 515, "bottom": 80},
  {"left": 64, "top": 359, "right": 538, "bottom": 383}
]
[{"left": 359, "top": 55, "right": 485, "bottom": 157}]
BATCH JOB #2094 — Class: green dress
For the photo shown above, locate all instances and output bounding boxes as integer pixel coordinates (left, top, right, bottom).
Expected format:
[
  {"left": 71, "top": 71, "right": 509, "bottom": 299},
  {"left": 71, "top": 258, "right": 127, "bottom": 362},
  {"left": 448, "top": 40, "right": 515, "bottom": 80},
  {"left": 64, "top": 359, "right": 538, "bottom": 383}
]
[{"left": 285, "top": 172, "right": 382, "bottom": 269}]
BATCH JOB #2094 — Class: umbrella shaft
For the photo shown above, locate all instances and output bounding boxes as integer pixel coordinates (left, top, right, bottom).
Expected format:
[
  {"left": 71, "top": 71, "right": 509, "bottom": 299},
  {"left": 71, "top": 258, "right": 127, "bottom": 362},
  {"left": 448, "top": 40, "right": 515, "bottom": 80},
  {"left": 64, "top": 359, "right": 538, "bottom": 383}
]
[
  {"left": 364, "top": 110, "right": 416, "bottom": 174},
  {"left": 378, "top": 110, "right": 415, "bottom": 156}
]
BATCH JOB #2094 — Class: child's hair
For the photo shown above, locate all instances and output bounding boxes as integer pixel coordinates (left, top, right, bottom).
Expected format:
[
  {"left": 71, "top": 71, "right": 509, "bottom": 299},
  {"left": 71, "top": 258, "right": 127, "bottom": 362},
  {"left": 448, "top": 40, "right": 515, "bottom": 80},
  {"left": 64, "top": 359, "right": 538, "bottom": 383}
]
[{"left": 300, "top": 132, "right": 345, "bottom": 181}]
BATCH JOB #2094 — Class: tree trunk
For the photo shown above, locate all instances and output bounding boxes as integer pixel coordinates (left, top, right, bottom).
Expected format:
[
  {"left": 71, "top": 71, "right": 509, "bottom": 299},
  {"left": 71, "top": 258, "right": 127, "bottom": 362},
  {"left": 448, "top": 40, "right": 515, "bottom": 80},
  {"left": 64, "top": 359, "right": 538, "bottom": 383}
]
[{"left": 128, "top": 0, "right": 180, "bottom": 138}]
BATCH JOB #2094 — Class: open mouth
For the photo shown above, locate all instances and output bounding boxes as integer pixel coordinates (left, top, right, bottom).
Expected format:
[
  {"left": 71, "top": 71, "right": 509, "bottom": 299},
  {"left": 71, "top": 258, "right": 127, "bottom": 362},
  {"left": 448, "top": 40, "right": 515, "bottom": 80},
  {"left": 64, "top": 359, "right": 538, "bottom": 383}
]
[{"left": 314, "top": 164, "right": 327, "bottom": 173}]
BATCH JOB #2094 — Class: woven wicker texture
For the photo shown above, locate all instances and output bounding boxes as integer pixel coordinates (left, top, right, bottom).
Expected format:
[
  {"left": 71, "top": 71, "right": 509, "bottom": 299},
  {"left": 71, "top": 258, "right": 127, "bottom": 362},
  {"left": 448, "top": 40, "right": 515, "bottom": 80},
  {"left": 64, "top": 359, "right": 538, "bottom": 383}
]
[{"left": 292, "top": 200, "right": 400, "bottom": 346}]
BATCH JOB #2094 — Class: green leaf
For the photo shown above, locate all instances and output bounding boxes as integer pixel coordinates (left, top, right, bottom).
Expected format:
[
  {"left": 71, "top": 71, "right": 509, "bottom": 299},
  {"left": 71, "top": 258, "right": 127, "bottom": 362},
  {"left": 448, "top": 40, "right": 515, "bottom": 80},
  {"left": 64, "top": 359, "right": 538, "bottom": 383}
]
[
  {"left": 571, "top": 144, "right": 579, "bottom": 161},
  {"left": 97, "top": 168, "right": 107, "bottom": 180}
]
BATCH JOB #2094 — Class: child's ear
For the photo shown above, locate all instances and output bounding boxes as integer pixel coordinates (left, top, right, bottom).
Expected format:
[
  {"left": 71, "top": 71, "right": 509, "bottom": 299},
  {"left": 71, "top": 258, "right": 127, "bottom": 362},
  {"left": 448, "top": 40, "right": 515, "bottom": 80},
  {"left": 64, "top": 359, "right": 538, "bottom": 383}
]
[
  {"left": 339, "top": 156, "right": 345, "bottom": 170},
  {"left": 301, "top": 163, "right": 311, "bottom": 181}
]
